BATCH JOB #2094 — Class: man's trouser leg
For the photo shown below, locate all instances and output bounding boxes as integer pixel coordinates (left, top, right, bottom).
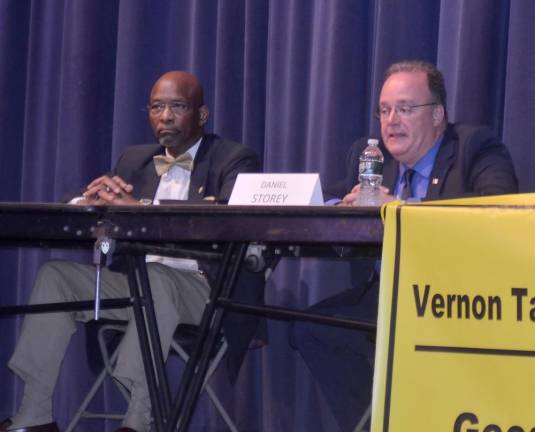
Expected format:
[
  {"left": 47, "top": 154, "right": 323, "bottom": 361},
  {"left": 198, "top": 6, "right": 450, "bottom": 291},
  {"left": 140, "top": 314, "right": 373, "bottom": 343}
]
[
  {"left": 113, "top": 262, "right": 210, "bottom": 431},
  {"left": 8, "top": 260, "right": 131, "bottom": 427}
]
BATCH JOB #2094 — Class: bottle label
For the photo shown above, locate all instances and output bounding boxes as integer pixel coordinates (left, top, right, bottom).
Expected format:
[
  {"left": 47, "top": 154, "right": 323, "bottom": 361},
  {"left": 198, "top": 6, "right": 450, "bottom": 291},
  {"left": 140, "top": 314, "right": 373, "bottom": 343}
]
[{"left": 359, "top": 160, "right": 383, "bottom": 175}]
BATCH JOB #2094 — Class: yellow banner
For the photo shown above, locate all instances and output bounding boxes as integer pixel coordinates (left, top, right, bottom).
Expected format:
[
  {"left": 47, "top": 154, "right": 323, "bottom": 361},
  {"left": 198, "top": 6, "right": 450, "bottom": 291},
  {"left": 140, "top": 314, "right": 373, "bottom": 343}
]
[{"left": 372, "top": 194, "right": 535, "bottom": 432}]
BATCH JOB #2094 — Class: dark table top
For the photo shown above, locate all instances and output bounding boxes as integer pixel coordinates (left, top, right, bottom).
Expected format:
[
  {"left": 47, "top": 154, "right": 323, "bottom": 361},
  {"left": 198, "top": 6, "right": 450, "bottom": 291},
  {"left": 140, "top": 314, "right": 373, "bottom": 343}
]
[{"left": 0, "top": 202, "right": 383, "bottom": 246}]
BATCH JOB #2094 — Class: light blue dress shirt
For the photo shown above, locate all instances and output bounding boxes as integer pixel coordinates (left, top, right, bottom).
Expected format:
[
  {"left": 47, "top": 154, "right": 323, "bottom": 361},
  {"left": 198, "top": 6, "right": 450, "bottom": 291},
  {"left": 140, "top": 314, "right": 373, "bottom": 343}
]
[{"left": 393, "top": 136, "right": 443, "bottom": 201}]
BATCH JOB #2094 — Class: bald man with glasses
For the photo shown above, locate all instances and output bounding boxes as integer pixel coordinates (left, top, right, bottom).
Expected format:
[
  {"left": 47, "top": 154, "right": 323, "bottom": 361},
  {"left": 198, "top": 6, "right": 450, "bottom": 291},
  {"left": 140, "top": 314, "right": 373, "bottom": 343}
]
[{"left": 2, "top": 70, "right": 262, "bottom": 432}]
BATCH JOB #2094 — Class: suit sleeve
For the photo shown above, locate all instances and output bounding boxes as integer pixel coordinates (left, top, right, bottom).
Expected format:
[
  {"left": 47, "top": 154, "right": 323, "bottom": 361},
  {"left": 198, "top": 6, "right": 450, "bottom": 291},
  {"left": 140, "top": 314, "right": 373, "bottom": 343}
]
[
  {"left": 323, "top": 138, "right": 364, "bottom": 200},
  {"left": 344, "top": 140, "right": 363, "bottom": 193},
  {"left": 466, "top": 127, "right": 519, "bottom": 195},
  {"left": 217, "top": 145, "right": 261, "bottom": 202}
]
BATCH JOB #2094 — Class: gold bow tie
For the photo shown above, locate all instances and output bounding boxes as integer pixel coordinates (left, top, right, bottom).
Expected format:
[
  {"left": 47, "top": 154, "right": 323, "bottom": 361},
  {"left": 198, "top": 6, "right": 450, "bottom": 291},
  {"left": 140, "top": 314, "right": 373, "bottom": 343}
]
[{"left": 153, "top": 153, "right": 194, "bottom": 176}]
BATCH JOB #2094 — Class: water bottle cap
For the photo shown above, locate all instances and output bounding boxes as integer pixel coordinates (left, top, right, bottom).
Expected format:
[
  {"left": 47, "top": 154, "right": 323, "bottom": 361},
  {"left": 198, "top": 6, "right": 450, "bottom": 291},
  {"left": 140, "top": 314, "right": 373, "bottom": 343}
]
[{"left": 367, "top": 138, "right": 379, "bottom": 146}]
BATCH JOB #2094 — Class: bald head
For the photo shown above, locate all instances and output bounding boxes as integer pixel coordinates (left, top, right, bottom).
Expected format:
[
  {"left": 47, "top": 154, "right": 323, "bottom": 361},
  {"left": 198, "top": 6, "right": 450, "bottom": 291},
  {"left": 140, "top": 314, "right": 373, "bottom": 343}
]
[
  {"left": 148, "top": 70, "right": 209, "bottom": 157},
  {"left": 150, "top": 71, "right": 205, "bottom": 108}
]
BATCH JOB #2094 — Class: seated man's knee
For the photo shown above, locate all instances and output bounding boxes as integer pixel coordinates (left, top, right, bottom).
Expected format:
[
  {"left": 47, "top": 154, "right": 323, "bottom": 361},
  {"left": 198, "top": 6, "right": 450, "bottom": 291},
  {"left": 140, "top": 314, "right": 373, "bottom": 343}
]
[
  {"left": 145, "top": 264, "right": 173, "bottom": 294},
  {"left": 145, "top": 263, "right": 188, "bottom": 307},
  {"left": 30, "top": 260, "right": 78, "bottom": 303}
]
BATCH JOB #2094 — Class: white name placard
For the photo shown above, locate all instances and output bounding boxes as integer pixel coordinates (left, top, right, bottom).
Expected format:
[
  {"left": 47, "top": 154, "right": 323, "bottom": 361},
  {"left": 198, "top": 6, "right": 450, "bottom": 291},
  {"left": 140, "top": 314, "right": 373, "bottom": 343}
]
[{"left": 228, "top": 173, "right": 324, "bottom": 206}]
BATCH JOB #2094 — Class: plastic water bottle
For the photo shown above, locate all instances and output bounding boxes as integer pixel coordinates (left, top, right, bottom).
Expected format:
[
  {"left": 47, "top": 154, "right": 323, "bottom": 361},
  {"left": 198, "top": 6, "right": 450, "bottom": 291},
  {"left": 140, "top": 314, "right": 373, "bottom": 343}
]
[{"left": 356, "top": 138, "right": 384, "bottom": 206}]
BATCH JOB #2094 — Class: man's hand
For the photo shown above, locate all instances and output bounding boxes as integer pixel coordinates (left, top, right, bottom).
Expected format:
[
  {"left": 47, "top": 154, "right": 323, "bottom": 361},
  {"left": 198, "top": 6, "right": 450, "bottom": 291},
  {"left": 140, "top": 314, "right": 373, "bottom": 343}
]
[
  {"left": 339, "top": 184, "right": 396, "bottom": 207},
  {"left": 78, "top": 175, "right": 138, "bottom": 205}
]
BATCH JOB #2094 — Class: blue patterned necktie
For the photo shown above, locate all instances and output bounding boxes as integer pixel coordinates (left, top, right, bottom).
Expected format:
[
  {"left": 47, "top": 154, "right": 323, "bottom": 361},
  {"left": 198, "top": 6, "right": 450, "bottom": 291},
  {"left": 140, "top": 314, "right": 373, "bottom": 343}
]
[{"left": 400, "top": 169, "right": 415, "bottom": 200}]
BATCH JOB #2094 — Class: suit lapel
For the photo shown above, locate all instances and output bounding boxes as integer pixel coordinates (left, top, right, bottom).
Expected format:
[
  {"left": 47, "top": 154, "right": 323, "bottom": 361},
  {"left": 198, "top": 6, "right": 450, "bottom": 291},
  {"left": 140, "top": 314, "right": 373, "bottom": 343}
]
[
  {"left": 188, "top": 134, "right": 211, "bottom": 201},
  {"left": 130, "top": 147, "right": 163, "bottom": 200},
  {"left": 426, "top": 125, "right": 455, "bottom": 200}
]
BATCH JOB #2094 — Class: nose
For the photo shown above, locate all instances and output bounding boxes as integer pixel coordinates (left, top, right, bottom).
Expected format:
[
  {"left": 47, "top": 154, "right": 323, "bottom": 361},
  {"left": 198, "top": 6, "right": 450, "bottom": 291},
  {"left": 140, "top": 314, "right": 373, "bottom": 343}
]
[
  {"left": 385, "top": 108, "right": 401, "bottom": 123},
  {"left": 160, "top": 104, "right": 175, "bottom": 121}
]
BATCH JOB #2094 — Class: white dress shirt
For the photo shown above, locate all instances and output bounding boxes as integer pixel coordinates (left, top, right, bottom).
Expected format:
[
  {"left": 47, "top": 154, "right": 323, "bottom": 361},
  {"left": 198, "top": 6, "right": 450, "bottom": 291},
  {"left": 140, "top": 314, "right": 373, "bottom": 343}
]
[{"left": 146, "top": 138, "right": 202, "bottom": 272}]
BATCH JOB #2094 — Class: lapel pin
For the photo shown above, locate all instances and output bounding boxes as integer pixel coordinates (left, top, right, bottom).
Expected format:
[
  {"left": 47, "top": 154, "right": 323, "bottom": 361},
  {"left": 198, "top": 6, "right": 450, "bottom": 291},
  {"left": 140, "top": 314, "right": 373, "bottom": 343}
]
[
  {"left": 432, "top": 178, "right": 439, "bottom": 185},
  {"left": 198, "top": 186, "right": 204, "bottom": 194}
]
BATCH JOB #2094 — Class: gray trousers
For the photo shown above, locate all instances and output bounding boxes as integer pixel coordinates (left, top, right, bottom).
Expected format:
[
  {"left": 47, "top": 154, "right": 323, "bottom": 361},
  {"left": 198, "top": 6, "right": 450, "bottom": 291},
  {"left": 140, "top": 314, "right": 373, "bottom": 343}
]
[{"left": 8, "top": 260, "right": 210, "bottom": 395}]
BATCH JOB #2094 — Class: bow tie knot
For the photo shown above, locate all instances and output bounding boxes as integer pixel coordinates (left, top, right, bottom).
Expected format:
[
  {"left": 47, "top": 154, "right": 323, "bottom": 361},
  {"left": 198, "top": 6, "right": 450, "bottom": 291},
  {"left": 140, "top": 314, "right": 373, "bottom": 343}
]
[{"left": 153, "top": 153, "right": 194, "bottom": 176}]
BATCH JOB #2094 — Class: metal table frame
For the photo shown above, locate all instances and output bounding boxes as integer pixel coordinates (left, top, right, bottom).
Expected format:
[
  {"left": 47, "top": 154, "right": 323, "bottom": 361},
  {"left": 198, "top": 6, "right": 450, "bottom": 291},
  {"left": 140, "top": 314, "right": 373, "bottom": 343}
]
[{"left": 0, "top": 203, "right": 383, "bottom": 431}]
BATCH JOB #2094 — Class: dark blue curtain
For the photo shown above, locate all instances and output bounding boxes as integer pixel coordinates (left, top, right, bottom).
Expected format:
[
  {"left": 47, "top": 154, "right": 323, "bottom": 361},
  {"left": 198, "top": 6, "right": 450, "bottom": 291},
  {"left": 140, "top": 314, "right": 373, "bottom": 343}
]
[{"left": 1, "top": 0, "right": 534, "bottom": 431}]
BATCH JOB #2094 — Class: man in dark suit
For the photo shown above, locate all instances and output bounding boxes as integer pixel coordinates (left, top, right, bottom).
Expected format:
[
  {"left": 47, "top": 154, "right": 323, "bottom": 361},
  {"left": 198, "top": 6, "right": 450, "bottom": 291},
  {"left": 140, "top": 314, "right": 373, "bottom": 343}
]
[
  {"left": 292, "top": 60, "right": 518, "bottom": 432},
  {"left": 2, "top": 71, "right": 261, "bottom": 432}
]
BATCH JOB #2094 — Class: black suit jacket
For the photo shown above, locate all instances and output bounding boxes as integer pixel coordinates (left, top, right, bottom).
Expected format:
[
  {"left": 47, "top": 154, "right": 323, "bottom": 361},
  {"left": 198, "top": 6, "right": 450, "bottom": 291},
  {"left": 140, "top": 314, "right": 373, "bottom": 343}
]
[
  {"left": 109, "top": 133, "right": 263, "bottom": 382},
  {"left": 329, "top": 123, "right": 518, "bottom": 201},
  {"left": 112, "top": 133, "right": 260, "bottom": 202}
]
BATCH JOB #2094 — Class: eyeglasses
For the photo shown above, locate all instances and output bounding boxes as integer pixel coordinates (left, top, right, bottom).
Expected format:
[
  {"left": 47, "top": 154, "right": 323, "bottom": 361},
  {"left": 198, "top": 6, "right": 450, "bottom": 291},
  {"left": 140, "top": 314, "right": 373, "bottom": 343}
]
[
  {"left": 148, "top": 101, "right": 190, "bottom": 116},
  {"left": 375, "top": 103, "right": 437, "bottom": 120}
]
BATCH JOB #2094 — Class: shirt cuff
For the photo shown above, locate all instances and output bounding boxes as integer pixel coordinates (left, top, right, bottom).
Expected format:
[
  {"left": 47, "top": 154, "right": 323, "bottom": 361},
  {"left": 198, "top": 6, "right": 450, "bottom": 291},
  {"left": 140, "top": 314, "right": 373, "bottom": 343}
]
[
  {"left": 325, "top": 198, "right": 342, "bottom": 206},
  {"left": 69, "top": 196, "right": 86, "bottom": 205}
]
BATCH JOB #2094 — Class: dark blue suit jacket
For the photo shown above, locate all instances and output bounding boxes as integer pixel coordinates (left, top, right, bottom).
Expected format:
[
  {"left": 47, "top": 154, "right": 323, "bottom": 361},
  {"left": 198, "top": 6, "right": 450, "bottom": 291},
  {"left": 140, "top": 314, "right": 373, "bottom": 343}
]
[
  {"left": 294, "top": 124, "right": 519, "bottom": 431},
  {"left": 327, "top": 123, "right": 518, "bottom": 202},
  {"left": 109, "top": 133, "right": 264, "bottom": 382}
]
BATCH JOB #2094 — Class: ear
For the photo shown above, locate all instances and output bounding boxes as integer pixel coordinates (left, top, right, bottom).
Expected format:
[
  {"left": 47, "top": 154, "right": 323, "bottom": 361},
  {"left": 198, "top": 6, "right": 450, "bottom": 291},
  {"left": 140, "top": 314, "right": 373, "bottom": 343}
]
[
  {"left": 199, "top": 105, "right": 209, "bottom": 126},
  {"left": 432, "top": 105, "right": 445, "bottom": 126}
]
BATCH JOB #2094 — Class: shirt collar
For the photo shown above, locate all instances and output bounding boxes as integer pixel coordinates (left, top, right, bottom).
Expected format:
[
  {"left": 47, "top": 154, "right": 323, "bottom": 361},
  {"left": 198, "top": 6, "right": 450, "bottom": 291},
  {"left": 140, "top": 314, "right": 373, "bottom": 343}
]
[
  {"left": 399, "top": 134, "right": 444, "bottom": 181},
  {"left": 164, "top": 136, "right": 202, "bottom": 160}
]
